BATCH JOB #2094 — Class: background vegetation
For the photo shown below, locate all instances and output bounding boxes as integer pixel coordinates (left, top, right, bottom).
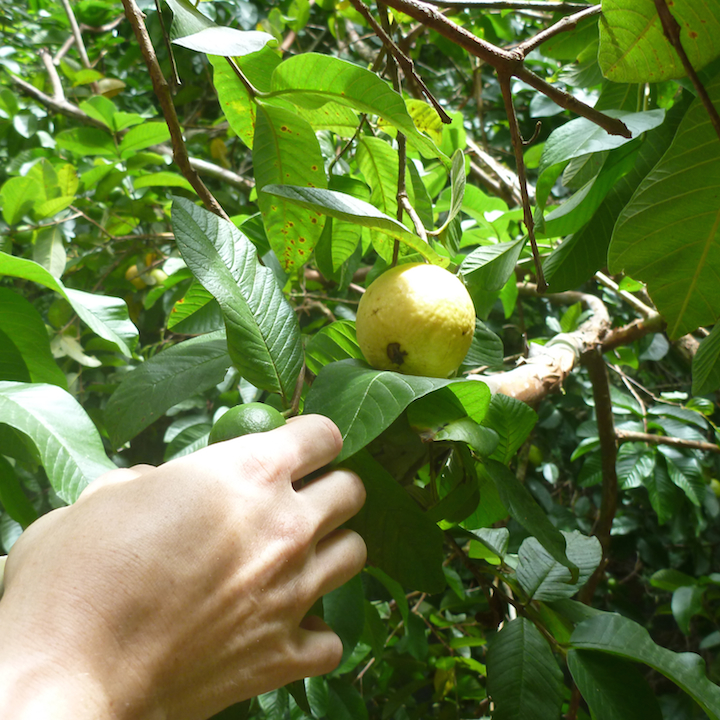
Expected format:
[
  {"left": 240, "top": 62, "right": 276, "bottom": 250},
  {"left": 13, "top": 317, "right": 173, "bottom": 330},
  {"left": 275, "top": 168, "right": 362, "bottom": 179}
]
[{"left": 1, "top": 0, "right": 720, "bottom": 718}]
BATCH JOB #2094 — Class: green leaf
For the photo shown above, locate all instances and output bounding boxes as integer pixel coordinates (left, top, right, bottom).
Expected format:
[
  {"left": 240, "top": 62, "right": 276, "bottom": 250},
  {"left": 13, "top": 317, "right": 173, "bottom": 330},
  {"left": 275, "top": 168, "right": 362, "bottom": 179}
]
[
  {"left": 0, "top": 381, "right": 116, "bottom": 503},
  {"left": 167, "top": 281, "right": 223, "bottom": 333},
  {"left": 267, "top": 53, "right": 444, "bottom": 161},
  {"left": 326, "top": 679, "right": 369, "bottom": 720},
  {"left": 516, "top": 530, "right": 602, "bottom": 601},
  {"left": 0, "top": 175, "right": 40, "bottom": 225},
  {"left": 484, "top": 460, "right": 575, "bottom": 575},
  {"left": 344, "top": 450, "right": 446, "bottom": 594},
  {"left": 570, "top": 613, "right": 720, "bottom": 720},
  {"left": 0, "top": 252, "right": 137, "bottom": 357},
  {"left": 171, "top": 198, "right": 303, "bottom": 402},
  {"left": 461, "top": 236, "right": 526, "bottom": 293},
  {"left": 536, "top": 109, "right": 665, "bottom": 208},
  {"left": 253, "top": 103, "right": 327, "bottom": 272},
  {"left": 55, "top": 127, "right": 117, "bottom": 157},
  {"left": 133, "top": 171, "right": 194, "bottom": 192},
  {"left": 609, "top": 72, "right": 720, "bottom": 338},
  {"left": 0, "top": 288, "right": 67, "bottom": 388},
  {"left": 173, "top": 27, "right": 275, "bottom": 56},
  {"left": 118, "top": 122, "right": 171, "bottom": 158},
  {"left": 33, "top": 226, "right": 67, "bottom": 278},
  {"left": 0, "top": 328, "right": 30, "bottom": 382},
  {"left": 304, "top": 320, "right": 363, "bottom": 376},
  {"left": 462, "top": 320, "right": 504, "bottom": 369},
  {"left": 483, "top": 393, "right": 538, "bottom": 464},
  {"left": 304, "top": 360, "right": 484, "bottom": 463},
  {"left": 262, "top": 185, "right": 447, "bottom": 267},
  {"left": 567, "top": 649, "right": 663, "bottom": 720},
  {"left": 487, "top": 618, "right": 564, "bottom": 720},
  {"left": 323, "top": 574, "right": 365, "bottom": 664},
  {"left": 693, "top": 322, "right": 720, "bottom": 395},
  {"left": 672, "top": 585, "right": 706, "bottom": 635},
  {"left": 104, "top": 331, "right": 232, "bottom": 447},
  {"left": 209, "top": 47, "right": 280, "bottom": 148},
  {"left": 599, "top": 0, "right": 720, "bottom": 83},
  {"left": 643, "top": 454, "right": 680, "bottom": 523},
  {"left": 0, "top": 455, "right": 38, "bottom": 529}
]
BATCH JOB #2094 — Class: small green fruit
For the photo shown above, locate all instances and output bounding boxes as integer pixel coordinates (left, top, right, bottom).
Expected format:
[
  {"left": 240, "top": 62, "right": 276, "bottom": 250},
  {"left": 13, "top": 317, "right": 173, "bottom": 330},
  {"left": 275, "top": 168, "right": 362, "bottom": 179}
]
[{"left": 208, "top": 402, "right": 286, "bottom": 444}]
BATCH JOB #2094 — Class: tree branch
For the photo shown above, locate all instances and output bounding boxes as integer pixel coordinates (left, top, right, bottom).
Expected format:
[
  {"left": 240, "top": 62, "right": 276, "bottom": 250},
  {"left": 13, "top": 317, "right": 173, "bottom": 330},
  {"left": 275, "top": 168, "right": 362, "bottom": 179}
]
[
  {"left": 120, "top": 0, "right": 230, "bottom": 221},
  {"left": 616, "top": 430, "right": 720, "bottom": 455},
  {"left": 421, "top": 0, "right": 594, "bottom": 10},
  {"left": 653, "top": 0, "right": 720, "bottom": 142},
  {"left": 379, "top": 0, "right": 631, "bottom": 137},
  {"left": 513, "top": 5, "right": 601, "bottom": 58}
]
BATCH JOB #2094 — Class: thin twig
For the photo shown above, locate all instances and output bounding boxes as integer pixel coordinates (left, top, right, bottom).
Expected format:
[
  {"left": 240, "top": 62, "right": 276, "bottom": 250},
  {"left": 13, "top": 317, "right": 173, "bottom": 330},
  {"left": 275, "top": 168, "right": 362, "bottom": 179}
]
[
  {"left": 514, "top": 5, "right": 601, "bottom": 58},
  {"left": 38, "top": 48, "right": 64, "bottom": 101},
  {"left": 498, "top": 73, "right": 546, "bottom": 291},
  {"left": 121, "top": 0, "right": 230, "bottom": 221},
  {"left": 59, "top": 0, "right": 92, "bottom": 68},
  {"left": 349, "top": 0, "right": 452, "bottom": 123},
  {"left": 653, "top": 0, "right": 720, "bottom": 142},
  {"left": 327, "top": 115, "right": 368, "bottom": 174},
  {"left": 594, "top": 271, "right": 655, "bottom": 318}
]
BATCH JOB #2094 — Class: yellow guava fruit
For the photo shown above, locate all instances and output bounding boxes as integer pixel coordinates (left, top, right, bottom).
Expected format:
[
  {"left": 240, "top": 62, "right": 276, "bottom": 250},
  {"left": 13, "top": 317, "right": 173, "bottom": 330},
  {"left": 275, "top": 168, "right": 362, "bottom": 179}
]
[{"left": 355, "top": 262, "right": 476, "bottom": 378}]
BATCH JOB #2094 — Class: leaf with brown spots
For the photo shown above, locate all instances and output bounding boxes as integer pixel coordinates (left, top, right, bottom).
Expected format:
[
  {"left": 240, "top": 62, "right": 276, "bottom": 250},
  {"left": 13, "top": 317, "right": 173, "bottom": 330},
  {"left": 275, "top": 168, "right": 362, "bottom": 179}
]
[{"left": 253, "top": 102, "right": 327, "bottom": 272}]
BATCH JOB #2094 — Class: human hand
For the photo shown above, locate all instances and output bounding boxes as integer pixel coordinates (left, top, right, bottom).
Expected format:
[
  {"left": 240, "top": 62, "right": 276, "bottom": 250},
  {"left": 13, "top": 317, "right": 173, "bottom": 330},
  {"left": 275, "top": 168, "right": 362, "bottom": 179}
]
[{"left": 0, "top": 414, "right": 366, "bottom": 720}]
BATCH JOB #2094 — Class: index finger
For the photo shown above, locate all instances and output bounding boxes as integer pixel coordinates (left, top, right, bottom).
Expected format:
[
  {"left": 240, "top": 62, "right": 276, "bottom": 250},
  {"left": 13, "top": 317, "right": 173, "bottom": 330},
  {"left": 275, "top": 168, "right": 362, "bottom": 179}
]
[{"left": 250, "top": 414, "right": 343, "bottom": 483}]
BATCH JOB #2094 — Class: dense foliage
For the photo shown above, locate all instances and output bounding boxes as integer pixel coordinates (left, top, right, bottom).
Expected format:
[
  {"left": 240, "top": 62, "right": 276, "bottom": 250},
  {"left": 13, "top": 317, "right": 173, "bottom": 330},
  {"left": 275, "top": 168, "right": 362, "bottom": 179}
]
[{"left": 1, "top": 0, "right": 720, "bottom": 718}]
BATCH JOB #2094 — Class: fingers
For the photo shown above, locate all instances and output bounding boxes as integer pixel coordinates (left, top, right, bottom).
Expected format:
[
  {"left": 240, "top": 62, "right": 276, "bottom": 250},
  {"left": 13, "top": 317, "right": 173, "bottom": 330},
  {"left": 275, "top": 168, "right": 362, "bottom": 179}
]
[
  {"left": 312, "top": 528, "right": 367, "bottom": 597},
  {"left": 292, "top": 618, "right": 344, "bottom": 678},
  {"left": 235, "top": 414, "right": 344, "bottom": 483},
  {"left": 298, "top": 469, "right": 366, "bottom": 538}
]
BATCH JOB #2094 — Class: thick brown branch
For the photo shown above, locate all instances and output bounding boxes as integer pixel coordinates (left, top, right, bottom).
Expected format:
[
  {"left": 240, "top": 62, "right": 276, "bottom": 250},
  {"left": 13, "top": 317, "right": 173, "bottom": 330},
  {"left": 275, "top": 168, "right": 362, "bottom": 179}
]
[
  {"left": 653, "top": 0, "right": 720, "bottom": 142},
  {"left": 617, "top": 431, "right": 720, "bottom": 455},
  {"left": 121, "top": 0, "right": 229, "bottom": 221},
  {"left": 379, "top": 0, "right": 631, "bottom": 137}
]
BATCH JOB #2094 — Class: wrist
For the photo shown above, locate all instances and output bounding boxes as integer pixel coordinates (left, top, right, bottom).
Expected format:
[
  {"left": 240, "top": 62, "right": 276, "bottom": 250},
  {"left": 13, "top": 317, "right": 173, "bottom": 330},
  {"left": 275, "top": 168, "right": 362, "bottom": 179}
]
[{"left": 0, "top": 592, "right": 163, "bottom": 720}]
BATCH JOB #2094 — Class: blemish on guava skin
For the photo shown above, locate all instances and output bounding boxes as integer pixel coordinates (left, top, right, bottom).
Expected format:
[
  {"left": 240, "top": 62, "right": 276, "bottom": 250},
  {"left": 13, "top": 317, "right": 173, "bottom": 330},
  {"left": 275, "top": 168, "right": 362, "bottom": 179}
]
[{"left": 387, "top": 343, "right": 407, "bottom": 366}]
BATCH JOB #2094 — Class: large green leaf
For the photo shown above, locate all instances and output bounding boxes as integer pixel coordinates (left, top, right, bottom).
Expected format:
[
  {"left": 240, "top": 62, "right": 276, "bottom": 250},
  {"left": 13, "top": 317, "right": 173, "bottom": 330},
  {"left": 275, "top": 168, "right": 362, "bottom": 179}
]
[
  {"left": 543, "top": 96, "right": 687, "bottom": 291},
  {"left": 261, "top": 185, "right": 448, "bottom": 267},
  {"left": 0, "top": 382, "right": 116, "bottom": 503},
  {"left": 609, "top": 71, "right": 720, "bottom": 338},
  {"left": 484, "top": 460, "right": 575, "bottom": 575},
  {"left": 599, "top": 0, "right": 720, "bottom": 83},
  {"left": 104, "top": 331, "right": 232, "bottom": 447},
  {"left": 487, "top": 618, "right": 564, "bottom": 720},
  {"left": 267, "top": 53, "right": 444, "bottom": 161},
  {"left": 303, "top": 360, "right": 485, "bottom": 463},
  {"left": 516, "top": 530, "right": 602, "bottom": 601},
  {"left": 171, "top": 198, "right": 303, "bottom": 402},
  {"left": 344, "top": 450, "right": 446, "bottom": 593},
  {"left": 692, "top": 322, "right": 720, "bottom": 395},
  {"left": 0, "top": 289, "right": 66, "bottom": 388},
  {"left": 0, "top": 252, "right": 137, "bottom": 357},
  {"left": 536, "top": 109, "right": 665, "bottom": 208},
  {"left": 567, "top": 650, "right": 663, "bottom": 720},
  {"left": 209, "top": 47, "right": 281, "bottom": 148},
  {"left": 461, "top": 236, "right": 526, "bottom": 293},
  {"left": 253, "top": 102, "right": 327, "bottom": 272},
  {"left": 571, "top": 613, "right": 720, "bottom": 720}
]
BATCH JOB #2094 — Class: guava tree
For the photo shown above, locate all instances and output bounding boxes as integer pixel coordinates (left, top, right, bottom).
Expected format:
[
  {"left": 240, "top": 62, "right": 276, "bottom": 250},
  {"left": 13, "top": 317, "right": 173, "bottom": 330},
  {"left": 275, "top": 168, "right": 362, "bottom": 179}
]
[{"left": 1, "top": 0, "right": 719, "bottom": 718}]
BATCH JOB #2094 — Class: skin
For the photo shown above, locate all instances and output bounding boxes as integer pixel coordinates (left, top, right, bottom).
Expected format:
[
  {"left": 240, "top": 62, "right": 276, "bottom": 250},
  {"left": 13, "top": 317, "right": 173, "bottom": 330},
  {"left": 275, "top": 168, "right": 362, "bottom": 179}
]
[{"left": 0, "top": 414, "right": 366, "bottom": 720}]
